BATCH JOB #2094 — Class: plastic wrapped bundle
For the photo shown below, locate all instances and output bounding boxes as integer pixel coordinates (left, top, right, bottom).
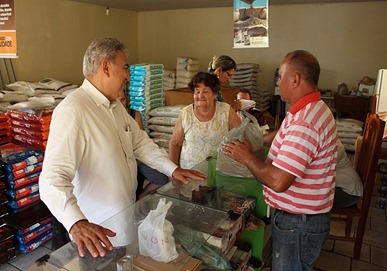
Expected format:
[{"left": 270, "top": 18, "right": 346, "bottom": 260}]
[
  {"left": 129, "top": 64, "right": 165, "bottom": 130},
  {"left": 175, "top": 57, "right": 199, "bottom": 89}
]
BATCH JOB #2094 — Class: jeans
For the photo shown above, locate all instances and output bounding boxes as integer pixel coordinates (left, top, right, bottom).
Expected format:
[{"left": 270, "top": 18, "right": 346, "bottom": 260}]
[
  {"left": 271, "top": 209, "right": 331, "bottom": 271},
  {"left": 136, "top": 160, "right": 168, "bottom": 196}
]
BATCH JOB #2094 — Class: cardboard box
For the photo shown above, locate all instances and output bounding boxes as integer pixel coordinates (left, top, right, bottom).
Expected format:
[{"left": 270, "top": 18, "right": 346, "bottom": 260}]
[
  {"left": 201, "top": 215, "right": 243, "bottom": 253},
  {"left": 165, "top": 88, "right": 193, "bottom": 106},
  {"left": 230, "top": 241, "right": 253, "bottom": 271},
  {"left": 165, "top": 87, "right": 239, "bottom": 106},
  {"left": 133, "top": 253, "right": 202, "bottom": 271}
]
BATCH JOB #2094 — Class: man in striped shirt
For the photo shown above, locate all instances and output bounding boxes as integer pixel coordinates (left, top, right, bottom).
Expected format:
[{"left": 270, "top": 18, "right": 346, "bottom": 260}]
[{"left": 223, "top": 50, "right": 338, "bottom": 271}]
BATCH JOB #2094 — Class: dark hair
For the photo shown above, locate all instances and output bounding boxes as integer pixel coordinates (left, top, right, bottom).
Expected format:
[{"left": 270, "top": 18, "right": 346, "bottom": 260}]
[
  {"left": 237, "top": 89, "right": 252, "bottom": 99},
  {"left": 208, "top": 55, "right": 237, "bottom": 73},
  {"left": 285, "top": 50, "right": 320, "bottom": 86},
  {"left": 188, "top": 72, "right": 221, "bottom": 94}
]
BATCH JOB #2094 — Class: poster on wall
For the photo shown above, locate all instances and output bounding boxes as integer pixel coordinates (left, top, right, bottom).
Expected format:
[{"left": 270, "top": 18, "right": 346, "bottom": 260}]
[
  {"left": 0, "top": 0, "right": 17, "bottom": 57},
  {"left": 233, "top": 0, "right": 268, "bottom": 48}
]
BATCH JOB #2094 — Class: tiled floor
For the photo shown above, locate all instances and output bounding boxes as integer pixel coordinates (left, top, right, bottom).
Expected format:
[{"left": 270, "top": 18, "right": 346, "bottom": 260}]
[
  {"left": 314, "top": 172, "right": 387, "bottom": 271},
  {"left": 0, "top": 240, "right": 53, "bottom": 271},
  {"left": 1, "top": 178, "right": 387, "bottom": 271}
]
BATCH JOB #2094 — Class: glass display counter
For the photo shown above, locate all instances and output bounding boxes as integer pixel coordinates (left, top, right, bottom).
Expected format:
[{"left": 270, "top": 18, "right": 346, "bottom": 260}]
[
  {"left": 40, "top": 156, "right": 270, "bottom": 271},
  {"left": 158, "top": 156, "right": 270, "bottom": 268},
  {"left": 40, "top": 193, "right": 229, "bottom": 271}
]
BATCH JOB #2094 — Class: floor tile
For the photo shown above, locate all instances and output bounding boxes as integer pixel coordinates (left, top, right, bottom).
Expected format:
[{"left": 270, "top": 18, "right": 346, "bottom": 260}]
[
  {"left": 370, "top": 216, "right": 387, "bottom": 233},
  {"left": 314, "top": 250, "right": 351, "bottom": 271},
  {"left": 363, "top": 228, "right": 387, "bottom": 249},
  {"left": 370, "top": 245, "right": 387, "bottom": 267},
  {"left": 368, "top": 206, "right": 387, "bottom": 220},
  {"left": 0, "top": 264, "right": 21, "bottom": 271},
  {"left": 8, "top": 246, "right": 52, "bottom": 271},
  {"left": 40, "top": 240, "right": 53, "bottom": 251},
  {"left": 333, "top": 240, "right": 370, "bottom": 262},
  {"left": 322, "top": 239, "right": 334, "bottom": 251},
  {"left": 352, "top": 258, "right": 387, "bottom": 271}
]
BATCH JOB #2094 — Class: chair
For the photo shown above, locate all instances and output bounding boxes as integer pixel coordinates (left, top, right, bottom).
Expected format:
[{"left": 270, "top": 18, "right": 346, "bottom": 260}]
[{"left": 329, "top": 113, "right": 385, "bottom": 259}]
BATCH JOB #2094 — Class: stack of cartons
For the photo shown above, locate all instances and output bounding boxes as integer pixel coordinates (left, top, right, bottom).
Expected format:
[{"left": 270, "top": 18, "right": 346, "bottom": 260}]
[
  {"left": 175, "top": 57, "right": 199, "bottom": 89},
  {"left": 129, "top": 64, "right": 165, "bottom": 130}
]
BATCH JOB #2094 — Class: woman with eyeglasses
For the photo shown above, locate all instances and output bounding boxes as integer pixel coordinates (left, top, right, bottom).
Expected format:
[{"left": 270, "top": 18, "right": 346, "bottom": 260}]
[{"left": 208, "top": 55, "right": 237, "bottom": 102}]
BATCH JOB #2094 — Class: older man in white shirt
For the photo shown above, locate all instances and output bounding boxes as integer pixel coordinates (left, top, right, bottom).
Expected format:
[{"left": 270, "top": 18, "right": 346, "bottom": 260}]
[{"left": 39, "top": 37, "right": 206, "bottom": 258}]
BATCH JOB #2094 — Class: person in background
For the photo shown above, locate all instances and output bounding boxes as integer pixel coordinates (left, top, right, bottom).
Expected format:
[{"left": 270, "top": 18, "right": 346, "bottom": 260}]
[
  {"left": 119, "top": 88, "right": 169, "bottom": 201},
  {"left": 334, "top": 140, "right": 363, "bottom": 208},
  {"left": 169, "top": 72, "right": 241, "bottom": 169},
  {"left": 208, "top": 55, "right": 237, "bottom": 102},
  {"left": 39, "top": 37, "right": 206, "bottom": 258},
  {"left": 222, "top": 50, "right": 338, "bottom": 271},
  {"left": 231, "top": 88, "right": 267, "bottom": 127}
]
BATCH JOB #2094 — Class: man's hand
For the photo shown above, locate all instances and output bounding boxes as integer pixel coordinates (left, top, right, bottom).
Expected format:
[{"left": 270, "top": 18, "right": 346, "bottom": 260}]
[
  {"left": 69, "top": 220, "right": 116, "bottom": 258},
  {"left": 171, "top": 167, "right": 207, "bottom": 184},
  {"left": 222, "top": 138, "right": 255, "bottom": 165},
  {"left": 230, "top": 100, "right": 242, "bottom": 111}
]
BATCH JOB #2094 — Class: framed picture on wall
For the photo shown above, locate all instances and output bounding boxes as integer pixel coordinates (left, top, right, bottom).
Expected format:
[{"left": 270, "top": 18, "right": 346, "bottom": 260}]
[{"left": 233, "top": 0, "right": 269, "bottom": 48}]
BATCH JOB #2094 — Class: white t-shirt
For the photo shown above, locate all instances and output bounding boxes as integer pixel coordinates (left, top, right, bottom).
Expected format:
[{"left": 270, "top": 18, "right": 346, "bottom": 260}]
[{"left": 336, "top": 140, "right": 363, "bottom": 196}]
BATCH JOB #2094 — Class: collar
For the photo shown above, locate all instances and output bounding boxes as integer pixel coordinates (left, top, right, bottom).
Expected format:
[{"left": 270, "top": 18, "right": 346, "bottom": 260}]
[
  {"left": 82, "top": 79, "right": 118, "bottom": 109},
  {"left": 288, "top": 91, "right": 320, "bottom": 114}
]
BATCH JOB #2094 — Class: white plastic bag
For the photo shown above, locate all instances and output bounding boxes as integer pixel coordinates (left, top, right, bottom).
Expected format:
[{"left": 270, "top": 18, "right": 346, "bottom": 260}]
[
  {"left": 217, "top": 110, "right": 264, "bottom": 177},
  {"left": 138, "top": 198, "right": 179, "bottom": 263}
]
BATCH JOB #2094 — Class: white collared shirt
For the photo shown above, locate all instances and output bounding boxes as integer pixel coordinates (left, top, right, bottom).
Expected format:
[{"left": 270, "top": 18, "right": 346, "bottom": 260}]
[{"left": 39, "top": 79, "right": 177, "bottom": 245}]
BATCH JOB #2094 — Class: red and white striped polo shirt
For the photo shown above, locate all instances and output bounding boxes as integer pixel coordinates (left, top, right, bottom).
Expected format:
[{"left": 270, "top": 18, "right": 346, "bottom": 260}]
[{"left": 264, "top": 92, "right": 338, "bottom": 214}]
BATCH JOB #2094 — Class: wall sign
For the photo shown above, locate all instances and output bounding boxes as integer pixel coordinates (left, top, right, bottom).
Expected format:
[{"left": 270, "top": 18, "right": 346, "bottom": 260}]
[
  {"left": 0, "top": 0, "right": 17, "bottom": 57},
  {"left": 233, "top": 0, "right": 269, "bottom": 48}
]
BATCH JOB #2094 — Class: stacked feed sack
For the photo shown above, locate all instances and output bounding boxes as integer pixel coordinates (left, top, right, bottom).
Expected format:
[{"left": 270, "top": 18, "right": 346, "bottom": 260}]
[
  {"left": 147, "top": 105, "right": 185, "bottom": 152},
  {"left": 0, "top": 113, "right": 11, "bottom": 145},
  {"left": 0, "top": 156, "right": 16, "bottom": 263},
  {"left": 175, "top": 57, "right": 199, "bottom": 89},
  {"left": 229, "top": 63, "right": 272, "bottom": 113},
  {"left": 0, "top": 143, "right": 53, "bottom": 255},
  {"left": 5, "top": 78, "right": 77, "bottom": 106},
  {"left": 7, "top": 108, "right": 53, "bottom": 151},
  {"left": 163, "top": 69, "right": 176, "bottom": 91},
  {"left": 336, "top": 118, "right": 363, "bottom": 152},
  {"left": 1, "top": 143, "right": 44, "bottom": 213},
  {"left": 129, "top": 64, "right": 165, "bottom": 130}
]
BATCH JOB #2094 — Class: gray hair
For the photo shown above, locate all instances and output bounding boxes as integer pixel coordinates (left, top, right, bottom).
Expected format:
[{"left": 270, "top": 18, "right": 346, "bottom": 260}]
[{"left": 82, "top": 37, "right": 128, "bottom": 77}]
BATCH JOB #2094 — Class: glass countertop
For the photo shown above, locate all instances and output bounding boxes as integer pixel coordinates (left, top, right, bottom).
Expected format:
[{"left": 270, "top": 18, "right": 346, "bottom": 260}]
[{"left": 157, "top": 156, "right": 267, "bottom": 218}]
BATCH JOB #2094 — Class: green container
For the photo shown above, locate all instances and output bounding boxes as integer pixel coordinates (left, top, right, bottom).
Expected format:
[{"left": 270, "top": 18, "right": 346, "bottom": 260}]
[{"left": 206, "top": 156, "right": 269, "bottom": 267}]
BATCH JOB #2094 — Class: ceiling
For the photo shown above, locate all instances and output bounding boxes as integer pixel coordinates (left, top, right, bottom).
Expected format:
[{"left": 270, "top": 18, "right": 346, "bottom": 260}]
[{"left": 67, "top": 0, "right": 385, "bottom": 12}]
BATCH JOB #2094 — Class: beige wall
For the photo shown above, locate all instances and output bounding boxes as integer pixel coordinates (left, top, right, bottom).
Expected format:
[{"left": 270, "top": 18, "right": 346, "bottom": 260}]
[
  {"left": 138, "top": 2, "right": 387, "bottom": 93},
  {"left": 10, "top": 1, "right": 387, "bottom": 93},
  {"left": 12, "top": 0, "right": 139, "bottom": 85}
]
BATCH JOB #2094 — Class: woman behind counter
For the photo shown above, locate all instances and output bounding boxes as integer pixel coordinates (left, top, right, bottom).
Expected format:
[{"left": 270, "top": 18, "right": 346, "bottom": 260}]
[
  {"left": 208, "top": 55, "right": 237, "bottom": 102},
  {"left": 169, "top": 72, "right": 241, "bottom": 169}
]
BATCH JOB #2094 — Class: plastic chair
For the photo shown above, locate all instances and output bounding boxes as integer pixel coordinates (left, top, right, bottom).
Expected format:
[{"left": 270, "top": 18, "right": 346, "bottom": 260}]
[{"left": 329, "top": 113, "right": 385, "bottom": 259}]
